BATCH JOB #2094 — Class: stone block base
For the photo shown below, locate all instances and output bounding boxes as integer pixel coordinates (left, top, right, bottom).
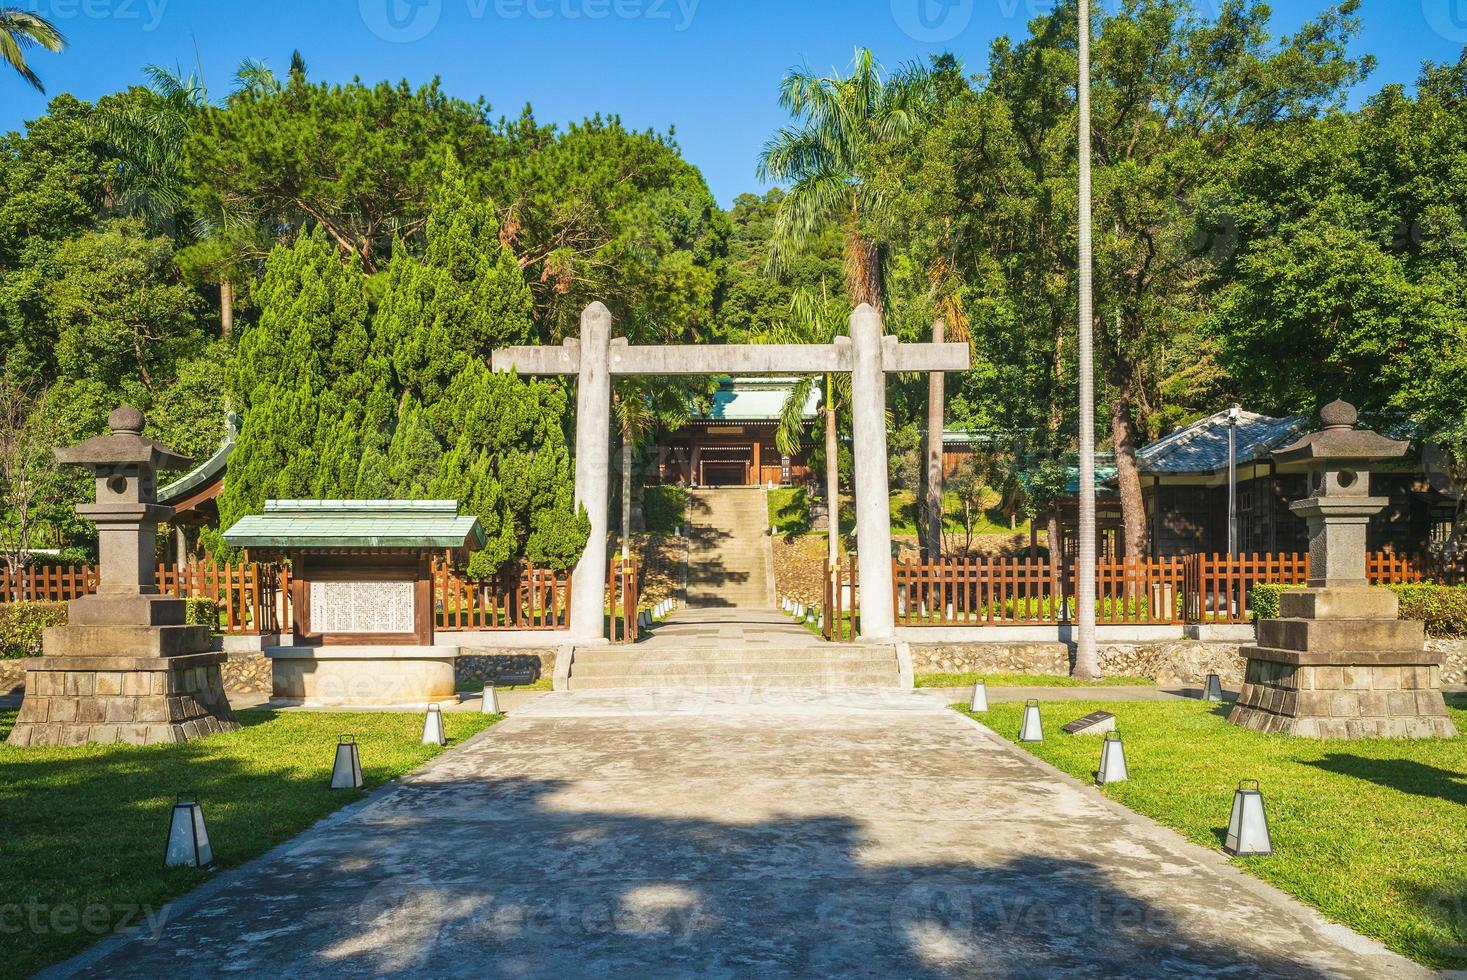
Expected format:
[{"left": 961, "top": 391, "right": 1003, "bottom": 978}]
[
  {"left": 268, "top": 645, "right": 457, "bottom": 707},
  {"left": 1228, "top": 654, "right": 1457, "bottom": 739},
  {"left": 6, "top": 651, "right": 239, "bottom": 746}
]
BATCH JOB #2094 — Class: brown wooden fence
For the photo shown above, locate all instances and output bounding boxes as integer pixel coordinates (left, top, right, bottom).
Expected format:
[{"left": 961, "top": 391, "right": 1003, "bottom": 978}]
[
  {"left": 433, "top": 563, "right": 570, "bottom": 631},
  {"left": 609, "top": 555, "right": 640, "bottom": 643},
  {"left": 893, "top": 556, "right": 1187, "bottom": 627},
  {"left": 822, "top": 556, "right": 858, "bottom": 642},
  {"left": 0, "top": 562, "right": 283, "bottom": 634},
  {"left": 820, "top": 550, "right": 1446, "bottom": 632}
]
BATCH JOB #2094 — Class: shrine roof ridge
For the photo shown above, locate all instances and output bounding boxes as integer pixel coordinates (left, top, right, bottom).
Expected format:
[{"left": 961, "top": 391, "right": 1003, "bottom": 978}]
[{"left": 223, "top": 499, "right": 485, "bottom": 552}]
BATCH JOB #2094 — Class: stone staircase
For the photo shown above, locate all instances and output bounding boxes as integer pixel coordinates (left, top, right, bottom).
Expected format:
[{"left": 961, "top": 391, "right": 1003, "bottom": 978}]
[
  {"left": 684, "top": 487, "right": 772, "bottom": 609},
  {"left": 566, "top": 608, "right": 902, "bottom": 691}
]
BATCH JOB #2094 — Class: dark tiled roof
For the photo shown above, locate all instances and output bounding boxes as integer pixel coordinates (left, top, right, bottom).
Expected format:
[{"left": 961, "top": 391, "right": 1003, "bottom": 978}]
[{"left": 1138, "top": 409, "right": 1307, "bottom": 476}]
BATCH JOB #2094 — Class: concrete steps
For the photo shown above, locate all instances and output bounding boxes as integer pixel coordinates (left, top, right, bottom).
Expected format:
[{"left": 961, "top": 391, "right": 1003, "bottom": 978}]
[
  {"left": 685, "top": 488, "right": 771, "bottom": 609},
  {"left": 566, "top": 644, "right": 901, "bottom": 691}
]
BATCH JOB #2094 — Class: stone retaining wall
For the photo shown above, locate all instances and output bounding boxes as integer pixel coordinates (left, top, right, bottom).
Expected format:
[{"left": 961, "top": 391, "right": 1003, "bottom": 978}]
[
  {"left": 1428, "top": 638, "right": 1467, "bottom": 685},
  {"left": 220, "top": 652, "right": 271, "bottom": 693},
  {"left": 456, "top": 649, "right": 557, "bottom": 687},
  {"left": 1, "top": 659, "right": 23, "bottom": 695},
  {"left": 911, "top": 640, "right": 1247, "bottom": 687}
]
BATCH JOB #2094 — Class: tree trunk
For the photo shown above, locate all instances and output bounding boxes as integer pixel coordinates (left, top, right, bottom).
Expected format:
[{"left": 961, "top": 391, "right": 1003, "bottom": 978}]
[
  {"left": 1046, "top": 513, "right": 1062, "bottom": 589},
  {"left": 621, "top": 422, "right": 633, "bottom": 563},
  {"left": 845, "top": 228, "right": 884, "bottom": 315},
  {"left": 924, "top": 319, "right": 945, "bottom": 561},
  {"left": 219, "top": 277, "right": 234, "bottom": 336},
  {"left": 824, "top": 374, "right": 839, "bottom": 572},
  {"left": 1109, "top": 358, "right": 1149, "bottom": 561}
]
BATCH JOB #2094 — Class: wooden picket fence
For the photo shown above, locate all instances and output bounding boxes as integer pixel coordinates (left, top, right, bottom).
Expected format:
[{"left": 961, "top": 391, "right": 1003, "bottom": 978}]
[
  {"left": 433, "top": 563, "right": 570, "bottom": 631},
  {"left": 0, "top": 562, "right": 284, "bottom": 634},
  {"left": 818, "top": 550, "right": 1447, "bottom": 632},
  {"left": 608, "top": 555, "right": 641, "bottom": 643},
  {"left": 822, "top": 555, "right": 859, "bottom": 642},
  {"left": 893, "top": 556, "right": 1187, "bottom": 627}
]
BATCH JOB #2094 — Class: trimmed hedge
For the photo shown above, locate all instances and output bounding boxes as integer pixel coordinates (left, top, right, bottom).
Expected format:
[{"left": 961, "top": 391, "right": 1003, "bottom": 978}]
[
  {"left": 0, "top": 602, "right": 68, "bottom": 658},
  {"left": 185, "top": 595, "right": 219, "bottom": 628},
  {"left": 1394, "top": 584, "right": 1467, "bottom": 638},
  {"left": 1250, "top": 582, "right": 1467, "bottom": 638},
  {"left": 641, "top": 485, "right": 688, "bottom": 535}
]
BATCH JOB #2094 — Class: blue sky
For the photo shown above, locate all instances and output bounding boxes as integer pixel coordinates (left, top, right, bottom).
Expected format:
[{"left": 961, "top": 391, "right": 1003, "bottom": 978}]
[{"left": 4, "top": 0, "right": 1465, "bottom": 205}]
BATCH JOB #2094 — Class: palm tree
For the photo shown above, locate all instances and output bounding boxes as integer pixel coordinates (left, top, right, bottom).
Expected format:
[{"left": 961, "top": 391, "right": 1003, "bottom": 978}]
[
  {"left": 0, "top": 8, "right": 64, "bottom": 92},
  {"left": 99, "top": 62, "right": 276, "bottom": 336},
  {"left": 759, "top": 288, "right": 850, "bottom": 573},
  {"left": 1074, "top": 0, "right": 1100, "bottom": 679},
  {"left": 757, "top": 48, "right": 935, "bottom": 313}
]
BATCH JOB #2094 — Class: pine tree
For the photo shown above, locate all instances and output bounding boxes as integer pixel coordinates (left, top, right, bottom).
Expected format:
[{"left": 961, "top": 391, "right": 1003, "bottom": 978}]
[{"left": 218, "top": 228, "right": 380, "bottom": 534}]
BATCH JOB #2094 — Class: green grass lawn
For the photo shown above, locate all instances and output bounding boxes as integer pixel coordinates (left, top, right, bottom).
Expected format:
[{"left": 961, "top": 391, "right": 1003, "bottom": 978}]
[
  {"left": 963, "top": 697, "right": 1467, "bottom": 968},
  {"left": 888, "top": 489, "right": 1030, "bottom": 538},
  {"left": 917, "top": 671, "right": 1155, "bottom": 688},
  {"left": 0, "top": 707, "right": 496, "bottom": 977}
]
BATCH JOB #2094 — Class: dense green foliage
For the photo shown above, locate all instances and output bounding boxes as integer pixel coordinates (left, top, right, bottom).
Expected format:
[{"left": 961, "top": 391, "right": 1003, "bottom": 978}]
[
  {"left": 640, "top": 485, "right": 688, "bottom": 535},
  {"left": 1251, "top": 582, "right": 1466, "bottom": 636},
  {"left": 0, "top": 601, "right": 66, "bottom": 658}
]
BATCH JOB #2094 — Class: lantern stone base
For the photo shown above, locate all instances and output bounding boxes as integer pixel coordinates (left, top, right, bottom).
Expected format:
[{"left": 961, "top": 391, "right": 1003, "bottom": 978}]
[
  {"left": 267, "top": 645, "right": 458, "bottom": 708},
  {"left": 1228, "top": 587, "right": 1456, "bottom": 739},
  {"left": 5, "top": 650, "right": 239, "bottom": 747}
]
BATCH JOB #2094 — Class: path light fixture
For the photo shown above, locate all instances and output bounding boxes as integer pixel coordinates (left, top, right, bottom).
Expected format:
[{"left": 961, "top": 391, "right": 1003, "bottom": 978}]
[
  {"left": 1096, "top": 731, "right": 1128, "bottom": 785},
  {"left": 482, "top": 684, "right": 500, "bottom": 714},
  {"left": 969, "top": 680, "right": 988, "bottom": 712},
  {"left": 1224, "top": 779, "right": 1273, "bottom": 856},
  {"left": 421, "top": 703, "right": 446, "bottom": 746},
  {"left": 164, "top": 794, "right": 214, "bottom": 868},
  {"left": 330, "top": 736, "right": 364, "bottom": 790},
  {"left": 1203, "top": 673, "right": 1224, "bottom": 702},
  {"left": 1019, "top": 699, "right": 1043, "bottom": 742}
]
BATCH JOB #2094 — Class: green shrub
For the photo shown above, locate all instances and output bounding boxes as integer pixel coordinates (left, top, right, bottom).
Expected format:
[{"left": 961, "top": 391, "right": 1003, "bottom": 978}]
[
  {"left": 1249, "top": 583, "right": 1297, "bottom": 621},
  {"left": 641, "top": 485, "right": 688, "bottom": 535},
  {"left": 1390, "top": 584, "right": 1467, "bottom": 638},
  {"left": 1249, "top": 581, "right": 1466, "bottom": 638},
  {"left": 26, "top": 547, "right": 94, "bottom": 567},
  {"left": 0, "top": 602, "right": 68, "bottom": 658},
  {"left": 768, "top": 486, "right": 811, "bottom": 535},
  {"left": 184, "top": 596, "right": 220, "bottom": 629}
]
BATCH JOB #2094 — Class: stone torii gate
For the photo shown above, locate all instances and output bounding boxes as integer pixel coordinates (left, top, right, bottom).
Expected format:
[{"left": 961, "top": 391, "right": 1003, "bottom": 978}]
[{"left": 492, "top": 302, "right": 969, "bottom": 644}]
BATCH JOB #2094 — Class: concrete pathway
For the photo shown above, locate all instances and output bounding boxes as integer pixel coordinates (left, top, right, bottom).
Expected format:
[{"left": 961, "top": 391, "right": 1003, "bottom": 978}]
[
  {"left": 61, "top": 692, "right": 1424, "bottom": 978},
  {"left": 638, "top": 606, "right": 823, "bottom": 650}
]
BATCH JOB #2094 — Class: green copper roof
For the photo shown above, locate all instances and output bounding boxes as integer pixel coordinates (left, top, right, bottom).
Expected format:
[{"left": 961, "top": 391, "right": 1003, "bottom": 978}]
[{"left": 223, "top": 500, "right": 486, "bottom": 551}]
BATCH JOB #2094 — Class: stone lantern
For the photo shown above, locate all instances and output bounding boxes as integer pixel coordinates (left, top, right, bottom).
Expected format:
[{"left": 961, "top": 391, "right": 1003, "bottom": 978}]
[
  {"left": 1228, "top": 400, "right": 1455, "bottom": 738},
  {"left": 6, "top": 406, "right": 239, "bottom": 746}
]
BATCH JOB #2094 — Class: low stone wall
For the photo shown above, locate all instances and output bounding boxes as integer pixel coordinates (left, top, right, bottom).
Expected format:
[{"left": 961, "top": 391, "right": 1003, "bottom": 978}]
[
  {"left": 1, "top": 659, "right": 25, "bottom": 695},
  {"left": 911, "top": 640, "right": 1249, "bottom": 687},
  {"left": 456, "top": 649, "right": 557, "bottom": 687},
  {"left": 220, "top": 652, "right": 271, "bottom": 693},
  {"left": 1429, "top": 638, "right": 1467, "bottom": 685}
]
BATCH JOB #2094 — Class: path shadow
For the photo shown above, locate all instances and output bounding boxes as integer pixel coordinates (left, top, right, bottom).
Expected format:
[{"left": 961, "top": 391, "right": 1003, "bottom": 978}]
[
  {"left": 1304, "top": 753, "right": 1467, "bottom": 806},
  {"left": 77, "top": 772, "right": 1345, "bottom": 977}
]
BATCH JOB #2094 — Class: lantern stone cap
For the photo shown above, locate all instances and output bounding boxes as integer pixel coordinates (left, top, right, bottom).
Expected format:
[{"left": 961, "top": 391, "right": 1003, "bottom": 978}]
[
  {"left": 54, "top": 405, "right": 194, "bottom": 471},
  {"left": 1271, "top": 399, "right": 1408, "bottom": 465}
]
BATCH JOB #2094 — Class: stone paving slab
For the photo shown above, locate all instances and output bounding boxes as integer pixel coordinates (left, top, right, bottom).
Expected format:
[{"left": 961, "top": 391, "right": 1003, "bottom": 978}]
[{"left": 54, "top": 692, "right": 1426, "bottom": 978}]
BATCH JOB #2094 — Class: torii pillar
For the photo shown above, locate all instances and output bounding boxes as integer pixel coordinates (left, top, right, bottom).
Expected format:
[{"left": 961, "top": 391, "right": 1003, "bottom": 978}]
[{"left": 492, "top": 302, "right": 968, "bottom": 643}]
